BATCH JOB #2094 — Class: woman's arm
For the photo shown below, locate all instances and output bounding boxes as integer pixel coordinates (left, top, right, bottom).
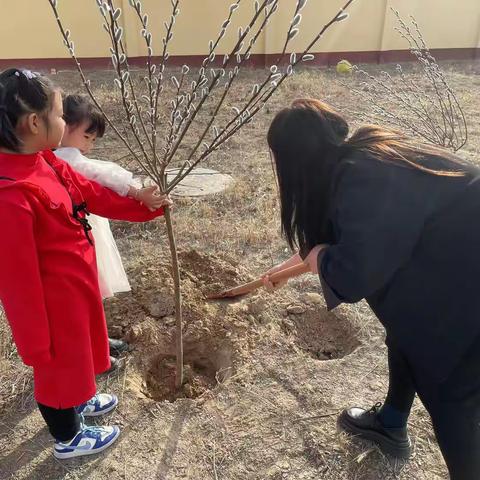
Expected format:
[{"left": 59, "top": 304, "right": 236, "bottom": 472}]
[
  {"left": 269, "top": 253, "right": 303, "bottom": 273},
  {"left": 316, "top": 158, "right": 430, "bottom": 310}
]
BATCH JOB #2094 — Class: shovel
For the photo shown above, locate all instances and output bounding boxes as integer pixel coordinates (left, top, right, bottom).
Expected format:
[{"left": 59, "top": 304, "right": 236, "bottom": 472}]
[{"left": 206, "top": 262, "right": 310, "bottom": 300}]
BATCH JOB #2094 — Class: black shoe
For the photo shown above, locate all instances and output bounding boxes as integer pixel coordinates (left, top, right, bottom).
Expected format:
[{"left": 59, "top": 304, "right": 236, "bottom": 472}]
[
  {"left": 338, "top": 403, "right": 411, "bottom": 459},
  {"left": 108, "top": 338, "right": 129, "bottom": 357},
  {"left": 105, "top": 356, "right": 119, "bottom": 374}
]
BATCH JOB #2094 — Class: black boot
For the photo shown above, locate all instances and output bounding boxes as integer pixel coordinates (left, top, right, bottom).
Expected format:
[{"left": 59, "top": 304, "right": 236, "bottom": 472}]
[
  {"left": 105, "top": 356, "right": 119, "bottom": 374},
  {"left": 338, "top": 403, "right": 411, "bottom": 459},
  {"left": 108, "top": 338, "right": 129, "bottom": 357}
]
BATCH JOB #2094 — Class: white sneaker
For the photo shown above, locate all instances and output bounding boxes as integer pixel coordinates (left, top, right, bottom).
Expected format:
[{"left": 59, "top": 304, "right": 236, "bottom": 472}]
[
  {"left": 76, "top": 393, "right": 118, "bottom": 417},
  {"left": 54, "top": 423, "right": 120, "bottom": 459}
]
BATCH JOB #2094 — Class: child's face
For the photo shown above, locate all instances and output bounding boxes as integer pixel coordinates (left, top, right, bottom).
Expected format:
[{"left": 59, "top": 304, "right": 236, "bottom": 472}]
[
  {"left": 23, "top": 90, "right": 65, "bottom": 152},
  {"left": 61, "top": 121, "right": 98, "bottom": 155},
  {"left": 43, "top": 90, "right": 66, "bottom": 150}
]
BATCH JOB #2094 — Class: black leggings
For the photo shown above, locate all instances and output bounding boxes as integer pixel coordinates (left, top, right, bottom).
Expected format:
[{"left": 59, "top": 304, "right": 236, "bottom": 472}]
[
  {"left": 37, "top": 403, "right": 81, "bottom": 442},
  {"left": 385, "top": 342, "right": 480, "bottom": 480}
]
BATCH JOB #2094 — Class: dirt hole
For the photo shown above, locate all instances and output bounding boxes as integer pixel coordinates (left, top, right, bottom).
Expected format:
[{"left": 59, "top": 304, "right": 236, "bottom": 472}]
[
  {"left": 142, "top": 338, "right": 233, "bottom": 402},
  {"left": 284, "top": 308, "right": 360, "bottom": 360}
]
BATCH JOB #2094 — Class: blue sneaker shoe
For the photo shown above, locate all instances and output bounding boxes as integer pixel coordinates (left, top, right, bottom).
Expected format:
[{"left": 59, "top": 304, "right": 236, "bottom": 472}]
[
  {"left": 54, "top": 423, "right": 120, "bottom": 459},
  {"left": 76, "top": 393, "right": 118, "bottom": 417}
]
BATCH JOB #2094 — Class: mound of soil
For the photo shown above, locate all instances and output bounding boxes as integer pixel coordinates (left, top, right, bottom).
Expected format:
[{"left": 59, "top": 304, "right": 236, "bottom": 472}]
[
  {"left": 178, "top": 250, "right": 251, "bottom": 297},
  {"left": 104, "top": 249, "right": 359, "bottom": 402}
]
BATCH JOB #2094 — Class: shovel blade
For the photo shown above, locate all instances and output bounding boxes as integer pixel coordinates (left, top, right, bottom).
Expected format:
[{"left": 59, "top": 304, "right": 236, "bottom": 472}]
[{"left": 205, "top": 289, "right": 239, "bottom": 300}]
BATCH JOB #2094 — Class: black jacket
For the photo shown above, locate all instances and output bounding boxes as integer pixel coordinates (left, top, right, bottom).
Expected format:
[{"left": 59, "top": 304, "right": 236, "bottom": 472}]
[{"left": 319, "top": 150, "right": 480, "bottom": 382}]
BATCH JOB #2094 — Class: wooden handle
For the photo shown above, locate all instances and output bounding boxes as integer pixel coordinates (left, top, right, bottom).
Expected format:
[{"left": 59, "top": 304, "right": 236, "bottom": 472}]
[
  {"left": 207, "top": 262, "right": 310, "bottom": 299},
  {"left": 269, "top": 262, "right": 310, "bottom": 283}
]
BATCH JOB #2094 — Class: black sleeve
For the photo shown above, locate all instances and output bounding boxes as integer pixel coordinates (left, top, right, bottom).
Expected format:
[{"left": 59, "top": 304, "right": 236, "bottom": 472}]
[{"left": 319, "top": 156, "right": 429, "bottom": 310}]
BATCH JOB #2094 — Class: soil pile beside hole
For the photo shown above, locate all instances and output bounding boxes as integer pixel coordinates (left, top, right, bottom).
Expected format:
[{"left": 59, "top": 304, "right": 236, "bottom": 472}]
[
  {"left": 105, "top": 249, "right": 252, "bottom": 401},
  {"left": 143, "top": 290, "right": 175, "bottom": 319},
  {"left": 178, "top": 250, "right": 251, "bottom": 297},
  {"left": 285, "top": 308, "right": 360, "bottom": 360}
]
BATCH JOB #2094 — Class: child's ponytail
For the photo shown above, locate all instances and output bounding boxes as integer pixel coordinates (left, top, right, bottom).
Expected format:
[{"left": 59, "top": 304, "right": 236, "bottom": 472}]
[
  {"left": 0, "top": 83, "right": 21, "bottom": 152},
  {"left": 0, "top": 69, "right": 57, "bottom": 153}
]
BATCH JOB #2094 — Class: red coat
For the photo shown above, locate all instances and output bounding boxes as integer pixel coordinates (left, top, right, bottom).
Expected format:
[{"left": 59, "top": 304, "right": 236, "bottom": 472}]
[{"left": 0, "top": 150, "right": 163, "bottom": 408}]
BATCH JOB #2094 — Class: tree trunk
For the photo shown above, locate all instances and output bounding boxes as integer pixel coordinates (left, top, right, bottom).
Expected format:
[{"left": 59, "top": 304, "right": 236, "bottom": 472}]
[{"left": 163, "top": 206, "right": 184, "bottom": 389}]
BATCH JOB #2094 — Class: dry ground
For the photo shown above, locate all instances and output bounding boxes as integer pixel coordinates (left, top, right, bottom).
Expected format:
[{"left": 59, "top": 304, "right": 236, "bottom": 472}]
[{"left": 1, "top": 59, "right": 479, "bottom": 480}]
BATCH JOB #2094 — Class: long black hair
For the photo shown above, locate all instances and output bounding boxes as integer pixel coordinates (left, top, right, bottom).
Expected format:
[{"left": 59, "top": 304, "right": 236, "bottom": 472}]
[
  {"left": 0, "top": 68, "right": 57, "bottom": 152},
  {"left": 63, "top": 94, "right": 106, "bottom": 137},
  {"left": 268, "top": 98, "right": 465, "bottom": 254}
]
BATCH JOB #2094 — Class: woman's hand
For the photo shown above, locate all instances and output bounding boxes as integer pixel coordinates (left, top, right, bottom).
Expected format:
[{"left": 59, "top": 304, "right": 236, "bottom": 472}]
[
  {"left": 304, "top": 245, "right": 329, "bottom": 274},
  {"left": 262, "top": 253, "right": 303, "bottom": 291},
  {"left": 262, "top": 264, "right": 289, "bottom": 291},
  {"left": 134, "top": 186, "right": 174, "bottom": 212}
]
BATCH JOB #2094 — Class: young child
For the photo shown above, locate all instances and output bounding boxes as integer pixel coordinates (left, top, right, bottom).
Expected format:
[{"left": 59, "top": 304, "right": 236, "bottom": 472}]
[
  {"left": 56, "top": 95, "right": 164, "bottom": 368},
  {"left": 56, "top": 94, "right": 161, "bottom": 300},
  {"left": 0, "top": 69, "right": 170, "bottom": 459}
]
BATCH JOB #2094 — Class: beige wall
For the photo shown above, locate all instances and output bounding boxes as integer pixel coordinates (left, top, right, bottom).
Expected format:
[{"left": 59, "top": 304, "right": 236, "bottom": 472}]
[
  {"left": 1, "top": 0, "right": 110, "bottom": 58},
  {"left": 382, "top": 0, "right": 480, "bottom": 50},
  {"left": 0, "top": 0, "right": 479, "bottom": 62}
]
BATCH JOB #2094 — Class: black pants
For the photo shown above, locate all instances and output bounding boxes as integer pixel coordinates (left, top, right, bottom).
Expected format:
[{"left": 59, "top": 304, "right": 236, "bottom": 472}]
[
  {"left": 37, "top": 403, "right": 81, "bottom": 442},
  {"left": 386, "top": 340, "right": 480, "bottom": 480}
]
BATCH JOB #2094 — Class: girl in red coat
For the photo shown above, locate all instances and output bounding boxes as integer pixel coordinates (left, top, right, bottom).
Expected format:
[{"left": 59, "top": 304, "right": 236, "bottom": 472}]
[{"left": 0, "top": 68, "right": 170, "bottom": 459}]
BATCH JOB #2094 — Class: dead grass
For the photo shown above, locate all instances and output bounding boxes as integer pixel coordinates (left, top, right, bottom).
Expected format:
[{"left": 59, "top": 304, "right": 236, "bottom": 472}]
[{"left": 0, "top": 60, "right": 479, "bottom": 479}]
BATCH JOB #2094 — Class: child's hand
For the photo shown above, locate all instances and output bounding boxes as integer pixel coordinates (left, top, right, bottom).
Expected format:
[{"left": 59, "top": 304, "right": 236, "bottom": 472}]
[
  {"left": 136, "top": 186, "right": 173, "bottom": 212},
  {"left": 157, "top": 193, "right": 174, "bottom": 210}
]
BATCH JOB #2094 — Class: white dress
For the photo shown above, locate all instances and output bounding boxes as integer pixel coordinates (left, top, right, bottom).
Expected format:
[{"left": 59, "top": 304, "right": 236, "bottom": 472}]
[{"left": 55, "top": 147, "right": 139, "bottom": 299}]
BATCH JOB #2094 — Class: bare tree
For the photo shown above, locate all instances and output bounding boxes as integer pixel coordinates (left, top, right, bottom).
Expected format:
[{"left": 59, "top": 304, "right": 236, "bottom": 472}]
[
  {"left": 348, "top": 9, "right": 467, "bottom": 152},
  {"left": 47, "top": 0, "right": 356, "bottom": 389}
]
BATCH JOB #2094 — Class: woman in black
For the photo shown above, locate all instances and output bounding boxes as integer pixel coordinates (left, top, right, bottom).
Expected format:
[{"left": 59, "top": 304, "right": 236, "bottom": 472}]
[{"left": 264, "top": 98, "right": 480, "bottom": 480}]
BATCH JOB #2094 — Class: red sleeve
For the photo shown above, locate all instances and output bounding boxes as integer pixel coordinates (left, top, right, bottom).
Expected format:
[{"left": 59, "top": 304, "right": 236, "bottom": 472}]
[
  {"left": 59, "top": 157, "right": 165, "bottom": 222},
  {"left": 0, "top": 191, "right": 52, "bottom": 367}
]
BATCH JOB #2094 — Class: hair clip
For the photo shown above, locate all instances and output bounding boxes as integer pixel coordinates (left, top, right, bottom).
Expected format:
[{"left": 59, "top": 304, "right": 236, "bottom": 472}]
[{"left": 14, "top": 69, "right": 39, "bottom": 80}]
